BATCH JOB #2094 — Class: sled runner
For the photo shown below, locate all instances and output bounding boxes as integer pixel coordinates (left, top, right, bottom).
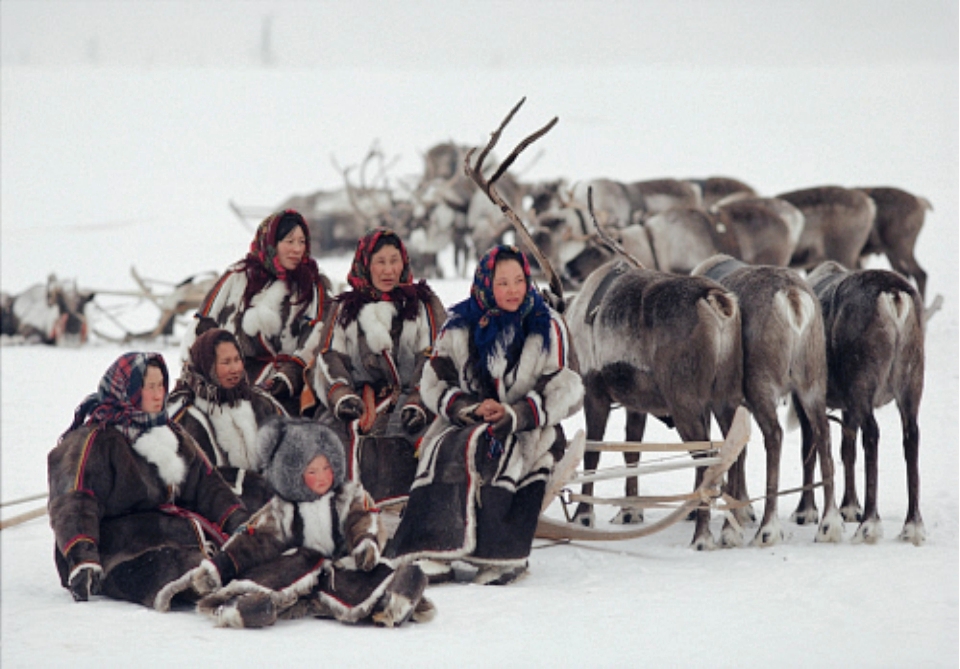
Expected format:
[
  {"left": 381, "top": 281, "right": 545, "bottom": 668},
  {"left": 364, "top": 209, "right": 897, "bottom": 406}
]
[{"left": 536, "top": 406, "right": 751, "bottom": 541}]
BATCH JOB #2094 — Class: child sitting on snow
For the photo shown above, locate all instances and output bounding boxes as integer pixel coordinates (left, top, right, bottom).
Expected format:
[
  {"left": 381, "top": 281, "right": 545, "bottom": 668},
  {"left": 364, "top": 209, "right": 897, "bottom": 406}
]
[{"left": 180, "top": 416, "right": 435, "bottom": 628}]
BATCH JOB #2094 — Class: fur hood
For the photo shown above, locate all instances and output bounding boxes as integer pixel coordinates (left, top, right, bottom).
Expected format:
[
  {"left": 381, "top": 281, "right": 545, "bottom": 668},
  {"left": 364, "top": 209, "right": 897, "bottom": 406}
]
[{"left": 258, "top": 416, "right": 346, "bottom": 502}]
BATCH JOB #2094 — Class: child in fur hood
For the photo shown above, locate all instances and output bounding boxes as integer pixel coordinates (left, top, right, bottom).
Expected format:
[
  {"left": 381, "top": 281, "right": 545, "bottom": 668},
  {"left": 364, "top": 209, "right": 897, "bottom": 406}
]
[{"left": 182, "top": 416, "right": 435, "bottom": 628}]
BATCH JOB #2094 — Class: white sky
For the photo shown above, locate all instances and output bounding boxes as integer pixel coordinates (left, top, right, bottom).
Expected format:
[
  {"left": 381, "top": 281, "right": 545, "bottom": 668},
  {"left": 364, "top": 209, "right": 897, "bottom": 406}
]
[{"left": 1, "top": 0, "right": 956, "bottom": 70}]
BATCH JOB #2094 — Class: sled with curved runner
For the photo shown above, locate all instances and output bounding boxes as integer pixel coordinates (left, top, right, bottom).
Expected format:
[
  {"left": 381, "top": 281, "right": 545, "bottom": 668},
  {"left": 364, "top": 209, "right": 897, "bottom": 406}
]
[{"left": 536, "top": 406, "right": 751, "bottom": 541}]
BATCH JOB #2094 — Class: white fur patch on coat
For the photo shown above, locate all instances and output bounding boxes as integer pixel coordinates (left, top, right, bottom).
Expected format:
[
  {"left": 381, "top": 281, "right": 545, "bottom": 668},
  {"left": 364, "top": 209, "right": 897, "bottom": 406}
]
[
  {"left": 298, "top": 497, "right": 337, "bottom": 556},
  {"left": 242, "top": 280, "right": 286, "bottom": 339},
  {"left": 131, "top": 425, "right": 187, "bottom": 487},
  {"left": 194, "top": 397, "right": 261, "bottom": 470},
  {"left": 357, "top": 301, "right": 396, "bottom": 354}
]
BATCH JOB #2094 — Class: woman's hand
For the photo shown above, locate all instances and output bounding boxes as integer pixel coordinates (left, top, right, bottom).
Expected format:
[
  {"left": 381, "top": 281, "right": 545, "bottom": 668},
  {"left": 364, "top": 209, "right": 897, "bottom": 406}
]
[{"left": 475, "top": 399, "right": 505, "bottom": 423}]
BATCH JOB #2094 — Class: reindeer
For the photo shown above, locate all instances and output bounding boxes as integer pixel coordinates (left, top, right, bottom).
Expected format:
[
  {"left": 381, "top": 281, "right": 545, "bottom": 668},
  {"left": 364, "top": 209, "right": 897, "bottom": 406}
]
[
  {"left": 1, "top": 275, "right": 94, "bottom": 346},
  {"left": 557, "top": 190, "right": 746, "bottom": 549},
  {"left": 805, "top": 261, "right": 925, "bottom": 545},
  {"left": 686, "top": 176, "right": 757, "bottom": 209},
  {"left": 855, "top": 187, "right": 931, "bottom": 300},
  {"left": 559, "top": 196, "right": 804, "bottom": 285},
  {"left": 691, "top": 255, "right": 842, "bottom": 547},
  {"left": 778, "top": 186, "right": 876, "bottom": 271}
]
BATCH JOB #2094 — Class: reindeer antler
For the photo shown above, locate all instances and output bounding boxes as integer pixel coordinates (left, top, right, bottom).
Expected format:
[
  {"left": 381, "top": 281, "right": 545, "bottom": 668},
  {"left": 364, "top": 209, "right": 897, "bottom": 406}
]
[
  {"left": 587, "top": 186, "right": 643, "bottom": 269},
  {"left": 464, "top": 97, "right": 564, "bottom": 305}
]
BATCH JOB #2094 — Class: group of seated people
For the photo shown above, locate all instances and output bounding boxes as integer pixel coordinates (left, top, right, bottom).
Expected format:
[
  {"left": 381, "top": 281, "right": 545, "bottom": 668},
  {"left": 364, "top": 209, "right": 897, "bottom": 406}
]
[{"left": 46, "top": 210, "right": 584, "bottom": 628}]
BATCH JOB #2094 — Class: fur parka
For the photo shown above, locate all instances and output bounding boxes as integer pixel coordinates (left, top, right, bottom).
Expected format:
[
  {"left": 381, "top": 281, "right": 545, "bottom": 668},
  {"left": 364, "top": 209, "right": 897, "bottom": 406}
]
[
  {"left": 47, "top": 423, "right": 250, "bottom": 609},
  {"left": 181, "top": 266, "right": 333, "bottom": 414}
]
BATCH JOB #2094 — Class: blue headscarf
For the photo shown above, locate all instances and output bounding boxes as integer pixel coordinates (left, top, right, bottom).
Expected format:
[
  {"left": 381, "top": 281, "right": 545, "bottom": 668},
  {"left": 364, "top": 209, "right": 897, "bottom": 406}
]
[{"left": 445, "top": 245, "right": 552, "bottom": 397}]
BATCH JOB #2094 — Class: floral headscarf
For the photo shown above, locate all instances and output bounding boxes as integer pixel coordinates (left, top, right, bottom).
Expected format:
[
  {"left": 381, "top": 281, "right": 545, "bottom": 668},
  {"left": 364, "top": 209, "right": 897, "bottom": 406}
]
[
  {"left": 337, "top": 227, "right": 434, "bottom": 326},
  {"left": 64, "top": 352, "right": 170, "bottom": 443},
  {"left": 445, "top": 245, "right": 551, "bottom": 396},
  {"left": 237, "top": 210, "right": 324, "bottom": 317},
  {"left": 170, "top": 328, "right": 254, "bottom": 408}
]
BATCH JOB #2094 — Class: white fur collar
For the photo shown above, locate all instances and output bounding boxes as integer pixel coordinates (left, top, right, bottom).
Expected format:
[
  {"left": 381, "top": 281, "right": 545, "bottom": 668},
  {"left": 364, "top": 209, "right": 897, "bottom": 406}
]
[
  {"left": 242, "top": 280, "right": 286, "bottom": 338},
  {"left": 194, "top": 397, "right": 261, "bottom": 470},
  {"left": 131, "top": 425, "right": 187, "bottom": 487},
  {"left": 357, "top": 301, "right": 396, "bottom": 353},
  {"left": 298, "top": 496, "right": 337, "bottom": 556}
]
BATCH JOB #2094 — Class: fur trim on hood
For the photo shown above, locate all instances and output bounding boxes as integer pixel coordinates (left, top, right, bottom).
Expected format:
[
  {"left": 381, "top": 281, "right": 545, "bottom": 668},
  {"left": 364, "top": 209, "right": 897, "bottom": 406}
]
[{"left": 258, "top": 416, "right": 346, "bottom": 503}]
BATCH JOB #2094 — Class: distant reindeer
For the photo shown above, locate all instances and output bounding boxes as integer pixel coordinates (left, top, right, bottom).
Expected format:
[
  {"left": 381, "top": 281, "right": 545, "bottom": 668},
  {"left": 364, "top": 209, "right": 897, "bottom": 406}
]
[
  {"left": 778, "top": 186, "right": 876, "bottom": 271},
  {"left": 685, "top": 176, "right": 757, "bottom": 210},
  {"left": 692, "top": 255, "right": 842, "bottom": 547},
  {"left": 806, "top": 261, "right": 925, "bottom": 545},
  {"left": 1, "top": 275, "right": 94, "bottom": 346},
  {"left": 855, "top": 186, "right": 931, "bottom": 300}
]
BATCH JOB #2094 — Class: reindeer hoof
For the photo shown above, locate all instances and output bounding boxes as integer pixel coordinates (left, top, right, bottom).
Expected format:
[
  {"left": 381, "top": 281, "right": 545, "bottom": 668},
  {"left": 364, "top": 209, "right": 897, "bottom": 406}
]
[
  {"left": 852, "top": 518, "right": 883, "bottom": 544},
  {"left": 720, "top": 525, "right": 744, "bottom": 548},
  {"left": 571, "top": 510, "right": 595, "bottom": 528},
  {"left": 814, "top": 508, "right": 844, "bottom": 543},
  {"left": 751, "top": 521, "right": 784, "bottom": 548},
  {"left": 610, "top": 507, "right": 643, "bottom": 525},
  {"left": 691, "top": 532, "right": 717, "bottom": 551},
  {"left": 790, "top": 505, "right": 819, "bottom": 526},
  {"left": 839, "top": 503, "right": 863, "bottom": 523},
  {"left": 899, "top": 521, "right": 926, "bottom": 546}
]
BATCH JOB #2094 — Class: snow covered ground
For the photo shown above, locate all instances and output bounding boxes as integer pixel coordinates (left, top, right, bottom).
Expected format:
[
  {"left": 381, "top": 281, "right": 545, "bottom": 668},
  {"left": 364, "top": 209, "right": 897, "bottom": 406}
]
[{"left": 2, "top": 2, "right": 957, "bottom": 667}]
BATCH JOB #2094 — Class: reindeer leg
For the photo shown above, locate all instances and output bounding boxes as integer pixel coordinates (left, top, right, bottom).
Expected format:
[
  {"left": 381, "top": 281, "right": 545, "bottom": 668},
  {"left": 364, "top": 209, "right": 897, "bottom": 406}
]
[
  {"left": 852, "top": 412, "right": 883, "bottom": 544},
  {"left": 898, "top": 394, "right": 925, "bottom": 545},
  {"left": 750, "top": 403, "right": 785, "bottom": 548},
  {"left": 791, "top": 394, "right": 820, "bottom": 525},
  {"left": 839, "top": 410, "right": 863, "bottom": 523},
  {"left": 677, "top": 411, "right": 716, "bottom": 551},
  {"left": 572, "top": 377, "right": 610, "bottom": 527},
  {"left": 610, "top": 411, "right": 646, "bottom": 525},
  {"left": 798, "top": 394, "right": 843, "bottom": 543},
  {"left": 712, "top": 404, "right": 746, "bottom": 548}
]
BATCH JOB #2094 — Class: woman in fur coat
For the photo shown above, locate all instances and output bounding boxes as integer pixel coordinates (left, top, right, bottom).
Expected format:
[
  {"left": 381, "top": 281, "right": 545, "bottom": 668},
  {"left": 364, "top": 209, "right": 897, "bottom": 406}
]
[
  {"left": 183, "top": 416, "right": 434, "bottom": 628},
  {"left": 181, "top": 209, "right": 333, "bottom": 416},
  {"left": 305, "top": 228, "right": 446, "bottom": 506},
  {"left": 169, "top": 328, "right": 286, "bottom": 512},
  {"left": 47, "top": 352, "right": 250, "bottom": 611},
  {"left": 387, "top": 246, "right": 584, "bottom": 585}
]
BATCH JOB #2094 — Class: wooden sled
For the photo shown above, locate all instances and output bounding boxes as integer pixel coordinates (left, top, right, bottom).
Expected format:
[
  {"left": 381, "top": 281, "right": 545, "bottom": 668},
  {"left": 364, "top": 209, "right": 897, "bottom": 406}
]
[{"left": 535, "top": 406, "right": 751, "bottom": 541}]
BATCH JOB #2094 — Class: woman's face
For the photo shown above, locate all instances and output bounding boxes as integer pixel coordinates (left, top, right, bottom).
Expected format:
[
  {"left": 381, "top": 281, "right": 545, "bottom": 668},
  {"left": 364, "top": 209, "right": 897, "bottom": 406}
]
[
  {"left": 492, "top": 259, "right": 527, "bottom": 312},
  {"left": 214, "top": 341, "right": 244, "bottom": 389},
  {"left": 276, "top": 225, "right": 307, "bottom": 271},
  {"left": 303, "top": 454, "right": 334, "bottom": 496},
  {"left": 140, "top": 365, "right": 166, "bottom": 414},
  {"left": 369, "top": 244, "right": 404, "bottom": 293}
]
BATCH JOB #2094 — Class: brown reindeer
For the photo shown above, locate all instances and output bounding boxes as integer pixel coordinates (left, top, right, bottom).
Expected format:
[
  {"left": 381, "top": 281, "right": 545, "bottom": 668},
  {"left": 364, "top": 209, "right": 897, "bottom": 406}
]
[
  {"left": 855, "top": 187, "right": 931, "bottom": 300},
  {"left": 565, "top": 257, "right": 744, "bottom": 550},
  {"left": 778, "top": 185, "right": 876, "bottom": 270},
  {"left": 686, "top": 176, "right": 757, "bottom": 210},
  {"left": 692, "top": 255, "right": 842, "bottom": 547},
  {"left": 1, "top": 275, "right": 94, "bottom": 346},
  {"left": 806, "top": 261, "right": 925, "bottom": 545}
]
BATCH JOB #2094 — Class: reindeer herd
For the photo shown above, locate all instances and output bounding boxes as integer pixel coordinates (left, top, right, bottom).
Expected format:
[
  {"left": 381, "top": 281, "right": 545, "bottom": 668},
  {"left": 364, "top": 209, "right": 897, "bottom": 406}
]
[{"left": 456, "top": 100, "right": 935, "bottom": 551}]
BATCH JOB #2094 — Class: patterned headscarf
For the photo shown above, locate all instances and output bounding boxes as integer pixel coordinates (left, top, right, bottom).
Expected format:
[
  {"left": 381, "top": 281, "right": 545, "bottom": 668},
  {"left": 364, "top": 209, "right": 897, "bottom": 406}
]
[
  {"left": 237, "top": 210, "right": 324, "bottom": 319},
  {"left": 445, "top": 245, "right": 551, "bottom": 396},
  {"left": 64, "top": 352, "right": 170, "bottom": 443},
  {"left": 170, "top": 328, "right": 254, "bottom": 408},
  {"left": 337, "top": 227, "right": 434, "bottom": 326}
]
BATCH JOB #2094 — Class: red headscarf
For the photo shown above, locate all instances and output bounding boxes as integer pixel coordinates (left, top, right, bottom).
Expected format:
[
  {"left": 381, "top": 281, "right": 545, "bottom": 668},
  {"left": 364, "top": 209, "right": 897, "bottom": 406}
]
[{"left": 236, "top": 210, "right": 324, "bottom": 319}]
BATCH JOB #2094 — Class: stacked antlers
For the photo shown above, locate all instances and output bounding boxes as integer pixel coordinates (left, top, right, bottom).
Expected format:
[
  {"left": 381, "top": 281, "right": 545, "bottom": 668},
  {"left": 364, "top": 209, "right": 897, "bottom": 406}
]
[{"left": 463, "top": 97, "right": 565, "bottom": 309}]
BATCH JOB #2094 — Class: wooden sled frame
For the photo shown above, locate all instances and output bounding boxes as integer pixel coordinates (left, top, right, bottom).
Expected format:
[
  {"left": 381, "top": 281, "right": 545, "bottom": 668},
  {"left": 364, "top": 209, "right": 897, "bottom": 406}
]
[{"left": 536, "top": 406, "right": 751, "bottom": 541}]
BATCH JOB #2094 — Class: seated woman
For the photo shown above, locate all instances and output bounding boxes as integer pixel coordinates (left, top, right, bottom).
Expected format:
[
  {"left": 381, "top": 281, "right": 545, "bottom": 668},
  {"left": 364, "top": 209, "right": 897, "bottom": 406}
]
[
  {"left": 387, "top": 246, "right": 583, "bottom": 585},
  {"left": 305, "top": 228, "right": 446, "bottom": 506},
  {"left": 47, "top": 352, "right": 250, "bottom": 610},
  {"left": 168, "top": 328, "right": 286, "bottom": 512},
  {"left": 184, "top": 416, "right": 434, "bottom": 628},
  {"left": 182, "top": 209, "right": 333, "bottom": 416}
]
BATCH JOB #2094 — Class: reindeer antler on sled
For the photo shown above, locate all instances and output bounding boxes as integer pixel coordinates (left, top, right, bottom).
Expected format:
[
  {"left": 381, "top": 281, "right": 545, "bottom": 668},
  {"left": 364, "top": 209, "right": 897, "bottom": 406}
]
[{"left": 464, "top": 98, "right": 751, "bottom": 543}]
